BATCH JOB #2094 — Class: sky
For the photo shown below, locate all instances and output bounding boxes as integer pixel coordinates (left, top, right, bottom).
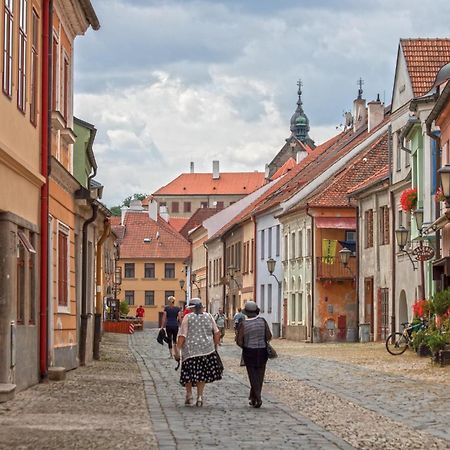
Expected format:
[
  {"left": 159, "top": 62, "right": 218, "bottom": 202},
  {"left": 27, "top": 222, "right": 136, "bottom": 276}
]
[{"left": 74, "top": 0, "right": 450, "bottom": 207}]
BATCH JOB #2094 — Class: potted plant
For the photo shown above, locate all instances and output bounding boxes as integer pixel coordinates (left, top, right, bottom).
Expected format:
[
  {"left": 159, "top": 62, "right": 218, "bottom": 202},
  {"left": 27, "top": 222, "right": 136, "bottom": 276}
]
[
  {"left": 430, "top": 289, "right": 450, "bottom": 328},
  {"left": 400, "top": 187, "right": 418, "bottom": 212},
  {"left": 119, "top": 300, "right": 130, "bottom": 317}
]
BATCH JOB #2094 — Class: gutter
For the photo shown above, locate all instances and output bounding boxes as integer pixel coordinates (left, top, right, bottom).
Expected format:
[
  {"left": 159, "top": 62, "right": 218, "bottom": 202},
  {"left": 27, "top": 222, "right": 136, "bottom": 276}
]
[
  {"left": 93, "top": 218, "right": 110, "bottom": 360},
  {"left": 390, "top": 189, "right": 396, "bottom": 333},
  {"left": 203, "top": 242, "right": 209, "bottom": 311},
  {"left": 39, "top": 0, "right": 52, "bottom": 380}
]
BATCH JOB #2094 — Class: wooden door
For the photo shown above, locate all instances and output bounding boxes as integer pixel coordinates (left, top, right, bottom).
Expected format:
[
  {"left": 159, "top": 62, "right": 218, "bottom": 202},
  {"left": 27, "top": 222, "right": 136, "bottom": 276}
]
[{"left": 364, "top": 278, "right": 374, "bottom": 337}]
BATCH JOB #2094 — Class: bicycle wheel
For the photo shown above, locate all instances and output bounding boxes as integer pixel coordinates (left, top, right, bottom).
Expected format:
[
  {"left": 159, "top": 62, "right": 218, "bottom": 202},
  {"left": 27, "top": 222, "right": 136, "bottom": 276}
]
[{"left": 385, "top": 332, "right": 409, "bottom": 355}]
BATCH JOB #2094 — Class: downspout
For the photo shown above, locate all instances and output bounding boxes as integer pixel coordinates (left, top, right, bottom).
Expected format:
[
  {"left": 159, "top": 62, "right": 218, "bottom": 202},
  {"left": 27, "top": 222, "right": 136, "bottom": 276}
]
[
  {"left": 203, "top": 242, "right": 209, "bottom": 311},
  {"left": 306, "top": 205, "right": 315, "bottom": 343},
  {"left": 355, "top": 205, "right": 360, "bottom": 338},
  {"left": 39, "top": 0, "right": 52, "bottom": 380},
  {"left": 390, "top": 189, "right": 396, "bottom": 333},
  {"left": 222, "top": 239, "right": 226, "bottom": 312},
  {"left": 79, "top": 202, "right": 98, "bottom": 366},
  {"left": 426, "top": 123, "right": 442, "bottom": 260},
  {"left": 93, "top": 218, "right": 110, "bottom": 360},
  {"left": 252, "top": 216, "right": 257, "bottom": 302}
]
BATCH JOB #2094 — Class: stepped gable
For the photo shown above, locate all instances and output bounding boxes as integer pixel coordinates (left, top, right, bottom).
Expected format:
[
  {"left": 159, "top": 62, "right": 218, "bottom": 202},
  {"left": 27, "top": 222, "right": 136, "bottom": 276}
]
[
  {"left": 401, "top": 38, "right": 450, "bottom": 96},
  {"left": 347, "top": 165, "right": 390, "bottom": 197},
  {"left": 302, "top": 132, "right": 389, "bottom": 208},
  {"left": 116, "top": 211, "right": 190, "bottom": 259},
  {"left": 153, "top": 171, "right": 265, "bottom": 196},
  {"left": 179, "top": 207, "right": 219, "bottom": 239}
]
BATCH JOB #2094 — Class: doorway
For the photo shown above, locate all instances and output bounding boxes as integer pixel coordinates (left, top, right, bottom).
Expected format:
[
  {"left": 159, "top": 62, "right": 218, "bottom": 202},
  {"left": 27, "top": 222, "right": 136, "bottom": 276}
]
[{"left": 364, "top": 278, "right": 374, "bottom": 337}]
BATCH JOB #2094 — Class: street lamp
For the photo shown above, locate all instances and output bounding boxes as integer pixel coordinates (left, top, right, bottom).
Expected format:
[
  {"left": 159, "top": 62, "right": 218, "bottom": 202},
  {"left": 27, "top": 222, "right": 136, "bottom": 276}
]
[
  {"left": 114, "top": 266, "right": 122, "bottom": 285},
  {"left": 179, "top": 279, "right": 185, "bottom": 290},
  {"left": 266, "top": 258, "right": 281, "bottom": 286},
  {"left": 395, "top": 225, "right": 409, "bottom": 251},
  {"left": 226, "top": 265, "right": 241, "bottom": 289},
  {"left": 339, "top": 248, "right": 352, "bottom": 267},
  {"left": 191, "top": 273, "right": 201, "bottom": 296},
  {"left": 438, "top": 164, "right": 450, "bottom": 201},
  {"left": 414, "top": 208, "right": 424, "bottom": 234}
]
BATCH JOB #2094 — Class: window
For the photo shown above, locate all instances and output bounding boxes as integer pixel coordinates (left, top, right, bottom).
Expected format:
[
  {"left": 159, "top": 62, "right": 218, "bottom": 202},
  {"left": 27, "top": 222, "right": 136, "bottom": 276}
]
[
  {"left": 216, "top": 201, "right": 224, "bottom": 209},
  {"left": 242, "top": 242, "right": 247, "bottom": 274},
  {"left": 201, "top": 201, "right": 208, "bottom": 208},
  {"left": 345, "top": 230, "right": 356, "bottom": 242},
  {"left": 283, "top": 234, "right": 288, "bottom": 261},
  {"left": 268, "top": 227, "right": 272, "bottom": 258},
  {"left": 236, "top": 242, "right": 241, "bottom": 270},
  {"left": 267, "top": 283, "right": 272, "bottom": 313},
  {"left": 3, "top": 0, "right": 14, "bottom": 97},
  {"left": 17, "top": 237, "right": 25, "bottom": 323},
  {"left": 291, "top": 232, "right": 296, "bottom": 259},
  {"left": 405, "top": 144, "right": 410, "bottom": 167},
  {"left": 144, "top": 263, "right": 155, "bottom": 278},
  {"left": 275, "top": 225, "right": 280, "bottom": 256},
  {"left": 298, "top": 230, "right": 303, "bottom": 257},
  {"left": 291, "top": 293, "right": 296, "bottom": 323},
  {"left": 124, "top": 263, "right": 135, "bottom": 278},
  {"left": 298, "top": 293, "right": 303, "bottom": 322},
  {"left": 61, "top": 55, "right": 69, "bottom": 120},
  {"left": 30, "top": 9, "right": 38, "bottom": 125},
  {"left": 159, "top": 201, "right": 166, "bottom": 208},
  {"left": 260, "top": 230, "right": 265, "bottom": 260},
  {"left": 171, "top": 202, "right": 179, "bottom": 213},
  {"left": 165, "top": 263, "right": 175, "bottom": 278},
  {"left": 381, "top": 288, "right": 389, "bottom": 339},
  {"left": 209, "top": 261, "right": 212, "bottom": 286},
  {"left": 396, "top": 133, "right": 401, "bottom": 172},
  {"left": 260, "top": 284, "right": 265, "bottom": 313},
  {"left": 250, "top": 239, "right": 254, "bottom": 273},
  {"left": 125, "top": 290, "right": 135, "bottom": 306},
  {"left": 183, "top": 202, "right": 191, "bottom": 213},
  {"left": 145, "top": 290, "right": 154, "bottom": 306},
  {"left": 379, "top": 206, "right": 390, "bottom": 245},
  {"left": 365, "top": 209, "right": 374, "bottom": 248},
  {"left": 165, "top": 290, "right": 175, "bottom": 305},
  {"left": 306, "top": 229, "right": 312, "bottom": 257},
  {"left": 17, "top": 0, "right": 28, "bottom": 112},
  {"left": 51, "top": 33, "right": 59, "bottom": 110},
  {"left": 57, "top": 227, "right": 69, "bottom": 307}
]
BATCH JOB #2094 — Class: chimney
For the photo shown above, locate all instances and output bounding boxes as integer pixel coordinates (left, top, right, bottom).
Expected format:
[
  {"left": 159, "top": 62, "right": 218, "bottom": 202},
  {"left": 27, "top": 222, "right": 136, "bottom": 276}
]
[
  {"left": 121, "top": 206, "right": 128, "bottom": 226},
  {"left": 296, "top": 150, "right": 307, "bottom": 164},
  {"left": 264, "top": 163, "right": 270, "bottom": 179},
  {"left": 212, "top": 160, "right": 220, "bottom": 179},
  {"left": 129, "top": 199, "right": 143, "bottom": 211},
  {"left": 353, "top": 97, "right": 367, "bottom": 132},
  {"left": 148, "top": 198, "right": 158, "bottom": 222},
  {"left": 190, "top": 161, "right": 194, "bottom": 173},
  {"left": 367, "top": 94, "right": 384, "bottom": 132},
  {"left": 160, "top": 205, "right": 170, "bottom": 222}
]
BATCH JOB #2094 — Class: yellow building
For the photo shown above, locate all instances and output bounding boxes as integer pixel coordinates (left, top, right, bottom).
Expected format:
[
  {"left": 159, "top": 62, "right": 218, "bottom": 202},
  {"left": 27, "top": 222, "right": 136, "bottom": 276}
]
[
  {"left": 0, "top": 0, "right": 45, "bottom": 396},
  {"left": 112, "top": 200, "right": 190, "bottom": 326}
]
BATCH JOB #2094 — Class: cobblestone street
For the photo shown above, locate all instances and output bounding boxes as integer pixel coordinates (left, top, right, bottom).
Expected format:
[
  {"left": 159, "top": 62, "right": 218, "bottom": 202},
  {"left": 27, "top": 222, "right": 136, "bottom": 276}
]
[{"left": 1, "top": 330, "right": 449, "bottom": 449}]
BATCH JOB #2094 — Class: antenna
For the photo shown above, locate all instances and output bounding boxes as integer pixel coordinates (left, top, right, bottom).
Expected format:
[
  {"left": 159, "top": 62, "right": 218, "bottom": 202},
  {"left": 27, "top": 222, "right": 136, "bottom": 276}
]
[{"left": 357, "top": 77, "right": 364, "bottom": 99}]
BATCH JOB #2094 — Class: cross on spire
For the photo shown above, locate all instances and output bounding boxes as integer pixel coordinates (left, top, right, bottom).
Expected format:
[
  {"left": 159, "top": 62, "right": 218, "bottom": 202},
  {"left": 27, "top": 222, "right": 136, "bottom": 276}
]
[{"left": 357, "top": 77, "right": 364, "bottom": 99}]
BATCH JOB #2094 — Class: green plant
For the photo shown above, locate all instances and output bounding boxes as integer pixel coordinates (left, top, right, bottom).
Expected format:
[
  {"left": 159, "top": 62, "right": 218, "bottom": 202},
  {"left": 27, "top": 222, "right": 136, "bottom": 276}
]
[
  {"left": 424, "top": 329, "right": 449, "bottom": 354},
  {"left": 411, "top": 329, "right": 427, "bottom": 352},
  {"left": 430, "top": 289, "right": 450, "bottom": 316},
  {"left": 119, "top": 301, "right": 130, "bottom": 316}
]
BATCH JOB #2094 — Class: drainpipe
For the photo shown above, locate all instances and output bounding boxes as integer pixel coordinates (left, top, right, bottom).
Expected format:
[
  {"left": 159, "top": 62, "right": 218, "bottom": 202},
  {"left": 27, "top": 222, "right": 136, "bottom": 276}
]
[
  {"left": 93, "top": 218, "right": 110, "bottom": 360},
  {"left": 426, "top": 123, "right": 442, "bottom": 261},
  {"left": 252, "top": 216, "right": 257, "bottom": 300},
  {"left": 355, "top": 205, "right": 360, "bottom": 337},
  {"left": 306, "top": 205, "right": 315, "bottom": 343},
  {"left": 222, "top": 239, "right": 226, "bottom": 312},
  {"left": 79, "top": 202, "right": 98, "bottom": 366},
  {"left": 39, "top": 0, "right": 52, "bottom": 380},
  {"left": 390, "top": 189, "right": 397, "bottom": 333},
  {"left": 203, "top": 242, "right": 209, "bottom": 311}
]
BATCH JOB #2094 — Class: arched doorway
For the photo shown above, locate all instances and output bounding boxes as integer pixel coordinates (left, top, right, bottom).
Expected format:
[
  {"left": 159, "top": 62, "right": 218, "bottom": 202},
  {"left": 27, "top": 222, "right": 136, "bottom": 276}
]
[{"left": 398, "top": 290, "right": 408, "bottom": 328}]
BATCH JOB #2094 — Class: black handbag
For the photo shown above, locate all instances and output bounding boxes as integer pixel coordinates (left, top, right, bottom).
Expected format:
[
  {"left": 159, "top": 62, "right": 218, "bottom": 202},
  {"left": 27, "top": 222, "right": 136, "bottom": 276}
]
[
  {"left": 266, "top": 342, "right": 278, "bottom": 359},
  {"left": 215, "top": 350, "right": 224, "bottom": 372},
  {"left": 157, "top": 328, "right": 168, "bottom": 345}
]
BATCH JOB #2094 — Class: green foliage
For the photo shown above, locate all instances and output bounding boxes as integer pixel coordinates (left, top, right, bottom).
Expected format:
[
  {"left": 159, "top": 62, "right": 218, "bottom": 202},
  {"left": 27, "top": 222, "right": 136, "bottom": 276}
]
[
  {"left": 119, "top": 301, "right": 130, "bottom": 316},
  {"left": 109, "top": 193, "right": 148, "bottom": 216},
  {"left": 411, "top": 329, "right": 427, "bottom": 352},
  {"left": 430, "top": 289, "right": 450, "bottom": 316},
  {"left": 110, "top": 206, "right": 121, "bottom": 216},
  {"left": 424, "top": 329, "right": 449, "bottom": 354}
]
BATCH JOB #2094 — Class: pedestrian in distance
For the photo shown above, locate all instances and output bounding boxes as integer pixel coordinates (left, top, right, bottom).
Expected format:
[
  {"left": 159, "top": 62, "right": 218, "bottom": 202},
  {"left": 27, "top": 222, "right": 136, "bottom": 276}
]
[
  {"left": 136, "top": 305, "right": 145, "bottom": 319},
  {"left": 236, "top": 300, "right": 272, "bottom": 408},
  {"left": 161, "top": 296, "right": 182, "bottom": 359},
  {"left": 214, "top": 308, "right": 226, "bottom": 344},
  {"left": 176, "top": 298, "right": 223, "bottom": 407},
  {"left": 233, "top": 307, "right": 246, "bottom": 335}
]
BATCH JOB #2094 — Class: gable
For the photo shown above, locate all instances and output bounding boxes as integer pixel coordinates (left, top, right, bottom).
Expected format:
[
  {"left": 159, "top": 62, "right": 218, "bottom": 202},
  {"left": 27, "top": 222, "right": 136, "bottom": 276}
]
[{"left": 392, "top": 46, "right": 414, "bottom": 112}]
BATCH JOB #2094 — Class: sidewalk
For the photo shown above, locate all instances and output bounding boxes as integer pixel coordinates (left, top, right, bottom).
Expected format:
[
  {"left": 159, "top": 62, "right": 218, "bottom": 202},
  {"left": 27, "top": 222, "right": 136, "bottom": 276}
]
[{"left": 0, "top": 333, "right": 156, "bottom": 450}]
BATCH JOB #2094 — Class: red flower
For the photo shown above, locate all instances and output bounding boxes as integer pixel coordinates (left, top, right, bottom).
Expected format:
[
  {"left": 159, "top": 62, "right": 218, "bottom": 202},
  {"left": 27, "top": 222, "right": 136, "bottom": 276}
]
[
  {"left": 412, "top": 299, "right": 429, "bottom": 318},
  {"left": 400, "top": 188, "right": 418, "bottom": 212}
]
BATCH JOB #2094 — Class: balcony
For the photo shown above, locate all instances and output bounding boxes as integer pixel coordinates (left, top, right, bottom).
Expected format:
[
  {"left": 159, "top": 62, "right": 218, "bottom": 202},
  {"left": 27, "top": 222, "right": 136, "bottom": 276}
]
[{"left": 316, "top": 257, "right": 356, "bottom": 281}]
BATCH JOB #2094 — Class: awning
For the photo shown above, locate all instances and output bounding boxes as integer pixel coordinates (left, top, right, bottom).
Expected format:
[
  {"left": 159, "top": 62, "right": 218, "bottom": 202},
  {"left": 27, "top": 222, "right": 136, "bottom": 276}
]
[
  {"left": 315, "top": 217, "right": 356, "bottom": 230},
  {"left": 423, "top": 211, "right": 450, "bottom": 235}
]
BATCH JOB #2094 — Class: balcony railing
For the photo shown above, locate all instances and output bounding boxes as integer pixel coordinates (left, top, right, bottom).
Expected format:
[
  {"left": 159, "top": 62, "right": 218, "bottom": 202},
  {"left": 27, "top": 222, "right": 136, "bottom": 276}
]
[{"left": 316, "top": 256, "right": 356, "bottom": 280}]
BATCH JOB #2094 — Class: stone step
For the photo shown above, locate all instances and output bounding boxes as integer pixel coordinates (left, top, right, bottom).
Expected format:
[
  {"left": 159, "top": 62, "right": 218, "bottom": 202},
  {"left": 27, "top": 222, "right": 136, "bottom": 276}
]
[
  {"left": 48, "top": 366, "right": 66, "bottom": 381},
  {"left": 0, "top": 384, "right": 16, "bottom": 403}
]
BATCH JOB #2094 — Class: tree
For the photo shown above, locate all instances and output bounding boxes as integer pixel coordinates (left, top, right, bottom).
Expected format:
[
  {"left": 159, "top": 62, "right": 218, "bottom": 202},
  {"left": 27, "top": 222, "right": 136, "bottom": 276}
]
[{"left": 109, "top": 193, "right": 148, "bottom": 216}]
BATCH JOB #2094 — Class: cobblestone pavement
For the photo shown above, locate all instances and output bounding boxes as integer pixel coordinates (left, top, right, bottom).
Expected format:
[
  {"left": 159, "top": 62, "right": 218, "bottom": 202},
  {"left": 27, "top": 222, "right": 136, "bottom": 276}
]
[
  {"left": 131, "top": 331, "right": 354, "bottom": 450},
  {"left": 0, "top": 333, "right": 156, "bottom": 450}
]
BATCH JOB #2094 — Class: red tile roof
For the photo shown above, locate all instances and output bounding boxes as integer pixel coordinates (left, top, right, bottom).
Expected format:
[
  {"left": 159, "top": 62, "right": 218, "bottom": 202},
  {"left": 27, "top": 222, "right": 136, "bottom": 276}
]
[
  {"left": 401, "top": 38, "right": 450, "bottom": 96},
  {"left": 168, "top": 217, "right": 189, "bottom": 232},
  {"left": 153, "top": 172, "right": 265, "bottom": 196},
  {"left": 179, "top": 207, "right": 219, "bottom": 239},
  {"left": 110, "top": 216, "right": 121, "bottom": 226},
  {"left": 113, "top": 211, "right": 190, "bottom": 259},
  {"left": 347, "top": 165, "right": 390, "bottom": 196},
  {"left": 272, "top": 158, "right": 296, "bottom": 180},
  {"left": 305, "top": 132, "right": 389, "bottom": 208}
]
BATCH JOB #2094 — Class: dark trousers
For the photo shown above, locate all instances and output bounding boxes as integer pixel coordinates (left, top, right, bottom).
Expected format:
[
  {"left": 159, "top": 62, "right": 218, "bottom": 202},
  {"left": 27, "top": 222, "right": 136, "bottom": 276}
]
[
  {"left": 245, "top": 363, "right": 266, "bottom": 403},
  {"left": 166, "top": 326, "right": 178, "bottom": 349}
]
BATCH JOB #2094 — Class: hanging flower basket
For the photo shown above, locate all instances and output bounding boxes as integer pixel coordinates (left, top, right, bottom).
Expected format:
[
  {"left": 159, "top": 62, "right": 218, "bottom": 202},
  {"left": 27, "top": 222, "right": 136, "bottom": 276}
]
[
  {"left": 412, "top": 299, "right": 430, "bottom": 318},
  {"left": 435, "top": 187, "right": 446, "bottom": 203},
  {"left": 400, "top": 187, "right": 417, "bottom": 212}
]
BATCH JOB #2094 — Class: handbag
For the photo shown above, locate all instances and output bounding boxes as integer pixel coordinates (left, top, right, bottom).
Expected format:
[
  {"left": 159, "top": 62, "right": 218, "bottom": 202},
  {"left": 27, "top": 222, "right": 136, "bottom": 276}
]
[
  {"left": 156, "top": 328, "right": 168, "bottom": 345},
  {"left": 266, "top": 342, "right": 278, "bottom": 359},
  {"left": 214, "top": 350, "right": 224, "bottom": 372}
]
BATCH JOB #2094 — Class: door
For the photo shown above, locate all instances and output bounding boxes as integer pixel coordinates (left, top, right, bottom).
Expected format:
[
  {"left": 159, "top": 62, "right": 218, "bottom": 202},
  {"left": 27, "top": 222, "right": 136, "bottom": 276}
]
[{"left": 364, "top": 278, "right": 374, "bottom": 337}]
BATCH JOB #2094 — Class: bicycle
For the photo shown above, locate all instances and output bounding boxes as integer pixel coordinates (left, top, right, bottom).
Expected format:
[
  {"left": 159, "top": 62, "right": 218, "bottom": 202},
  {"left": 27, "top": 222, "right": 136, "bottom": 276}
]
[{"left": 385, "top": 319, "right": 427, "bottom": 355}]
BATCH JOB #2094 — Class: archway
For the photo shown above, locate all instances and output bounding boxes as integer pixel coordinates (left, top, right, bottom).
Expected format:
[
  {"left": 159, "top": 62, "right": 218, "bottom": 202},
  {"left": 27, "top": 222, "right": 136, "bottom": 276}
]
[{"left": 398, "top": 290, "right": 408, "bottom": 328}]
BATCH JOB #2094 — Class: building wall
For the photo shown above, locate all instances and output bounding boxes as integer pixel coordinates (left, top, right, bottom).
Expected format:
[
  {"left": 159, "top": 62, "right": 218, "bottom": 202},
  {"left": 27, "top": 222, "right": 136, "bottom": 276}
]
[
  {"left": 240, "top": 220, "right": 256, "bottom": 304},
  {"left": 191, "top": 228, "right": 207, "bottom": 302},
  {"left": 118, "top": 258, "right": 185, "bottom": 326},
  {"left": 206, "top": 238, "right": 224, "bottom": 315},
  {"left": 153, "top": 194, "right": 245, "bottom": 218},
  {"left": 0, "top": 0, "right": 44, "bottom": 392},
  {"left": 224, "top": 227, "right": 243, "bottom": 318}
]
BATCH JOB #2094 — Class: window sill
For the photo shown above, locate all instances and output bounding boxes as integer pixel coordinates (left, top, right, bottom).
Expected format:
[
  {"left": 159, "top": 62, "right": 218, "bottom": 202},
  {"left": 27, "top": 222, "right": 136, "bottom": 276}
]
[
  {"left": 162, "top": 278, "right": 176, "bottom": 281},
  {"left": 142, "top": 277, "right": 158, "bottom": 280},
  {"left": 144, "top": 305, "right": 157, "bottom": 308},
  {"left": 124, "top": 277, "right": 137, "bottom": 280}
]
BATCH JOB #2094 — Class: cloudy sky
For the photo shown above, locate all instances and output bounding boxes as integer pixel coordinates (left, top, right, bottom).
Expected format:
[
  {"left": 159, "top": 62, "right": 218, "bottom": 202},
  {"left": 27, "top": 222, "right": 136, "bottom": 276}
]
[{"left": 74, "top": 0, "right": 450, "bottom": 207}]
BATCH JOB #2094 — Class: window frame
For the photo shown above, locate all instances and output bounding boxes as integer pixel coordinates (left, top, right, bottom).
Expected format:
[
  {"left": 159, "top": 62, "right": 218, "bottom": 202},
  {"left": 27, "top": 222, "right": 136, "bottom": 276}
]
[
  {"left": 171, "top": 201, "right": 179, "bottom": 213},
  {"left": 17, "top": 0, "right": 28, "bottom": 113},
  {"left": 2, "top": 0, "right": 14, "bottom": 97},
  {"left": 183, "top": 201, "right": 191, "bottom": 213},
  {"left": 144, "top": 262, "right": 155, "bottom": 279},
  {"left": 164, "top": 262, "right": 175, "bottom": 279},
  {"left": 144, "top": 290, "right": 154, "bottom": 306},
  {"left": 124, "top": 262, "right": 135, "bottom": 278},
  {"left": 30, "top": 8, "right": 38, "bottom": 125},
  {"left": 124, "top": 290, "right": 135, "bottom": 306},
  {"left": 57, "top": 223, "right": 70, "bottom": 312}
]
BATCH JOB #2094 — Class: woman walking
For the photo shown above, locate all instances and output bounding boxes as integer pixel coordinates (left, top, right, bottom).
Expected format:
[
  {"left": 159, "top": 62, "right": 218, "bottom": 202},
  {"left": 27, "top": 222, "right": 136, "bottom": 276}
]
[
  {"left": 236, "top": 301, "right": 272, "bottom": 408},
  {"left": 176, "top": 298, "right": 223, "bottom": 406},
  {"left": 161, "top": 296, "right": 182, "bottom": 358}
]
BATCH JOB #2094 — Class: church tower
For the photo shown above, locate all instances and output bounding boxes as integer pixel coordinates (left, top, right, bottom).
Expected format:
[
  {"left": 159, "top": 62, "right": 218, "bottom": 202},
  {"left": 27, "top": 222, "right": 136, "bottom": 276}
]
[{"left": 289, "top": 80, "right": 315, "bottom": 149}]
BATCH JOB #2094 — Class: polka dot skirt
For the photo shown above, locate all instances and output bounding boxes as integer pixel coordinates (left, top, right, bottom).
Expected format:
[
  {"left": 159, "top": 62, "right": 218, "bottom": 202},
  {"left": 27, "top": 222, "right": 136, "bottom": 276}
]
[{"left": 180, "top": 352, "right": 223, "bottom": 386}]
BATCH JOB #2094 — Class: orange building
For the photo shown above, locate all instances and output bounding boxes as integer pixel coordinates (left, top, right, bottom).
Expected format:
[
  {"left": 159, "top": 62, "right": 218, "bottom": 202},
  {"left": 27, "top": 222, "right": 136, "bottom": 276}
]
[{"left": 113, "top": 200, "right": 190, "bottom": 326}]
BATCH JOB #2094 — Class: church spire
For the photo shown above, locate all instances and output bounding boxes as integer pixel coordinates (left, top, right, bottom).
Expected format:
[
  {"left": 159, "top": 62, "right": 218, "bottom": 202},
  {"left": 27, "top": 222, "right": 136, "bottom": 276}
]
[{"left": 289, "top": 79, "right": 314, "bottom": 148}]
